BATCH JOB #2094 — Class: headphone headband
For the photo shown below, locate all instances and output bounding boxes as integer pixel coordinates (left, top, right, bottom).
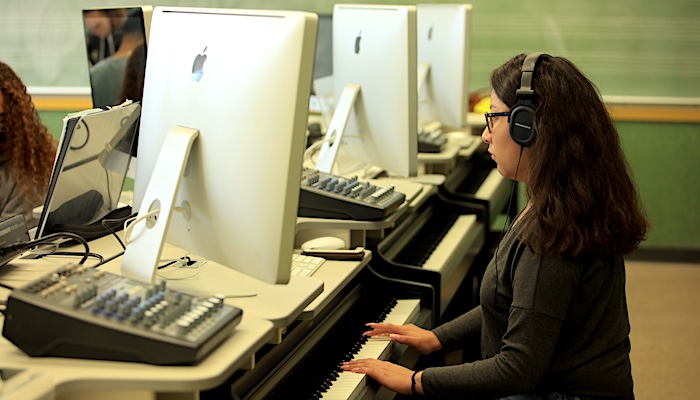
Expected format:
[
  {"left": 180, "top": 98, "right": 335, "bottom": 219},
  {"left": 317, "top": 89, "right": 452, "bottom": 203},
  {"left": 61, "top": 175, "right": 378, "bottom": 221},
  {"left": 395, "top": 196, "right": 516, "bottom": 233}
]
[
  {"left": 509, "top": 52, "right": 551, "bottom": 147},
  {"left": 516, "top": 52, "right": 550, "bottom": 100}
]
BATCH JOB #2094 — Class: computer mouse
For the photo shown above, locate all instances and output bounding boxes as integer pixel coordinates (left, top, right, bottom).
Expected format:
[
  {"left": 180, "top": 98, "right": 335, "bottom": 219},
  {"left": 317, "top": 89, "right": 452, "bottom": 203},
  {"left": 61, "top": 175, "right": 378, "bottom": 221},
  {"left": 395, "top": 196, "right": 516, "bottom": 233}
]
[
  {"left": 446, "top": 131, "right": 476, "bottom": 148},
  {"left": 301, "top": 236, "right": 346, "bottom": 251}
]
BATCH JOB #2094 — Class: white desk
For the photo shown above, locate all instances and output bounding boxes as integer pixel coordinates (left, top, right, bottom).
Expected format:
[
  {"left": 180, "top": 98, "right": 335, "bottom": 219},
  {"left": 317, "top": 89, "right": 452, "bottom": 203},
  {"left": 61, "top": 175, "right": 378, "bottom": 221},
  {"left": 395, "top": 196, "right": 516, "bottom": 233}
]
[
  {"left": 0, "top": 252, "right": 276, "bottom": 400},
  {"left": 297, "top": 250, "right": 371, "bottom": 320},
  {"left": 0, "top": 313, "right": 274, "bottom": 400},
  {"left": 86, "top": 236, "right": 325, "bottom": 341},
  {"left": 2, "top": 234, "right": 325, "bottom": 333},
  {"left": 456, "top": 132, "right": 486, "bottom": 159},
  {"left": 0, "top": 233, "right": 331, "bottom": 400},
  {"left": 0, "top": 230, "right": 375, "bottom": 399},
  {"left": 0, "top": 369, "right": 54, "bottom": 400},
  {"left": 417, "top": 142, "right": 461, "bottom": 175}
]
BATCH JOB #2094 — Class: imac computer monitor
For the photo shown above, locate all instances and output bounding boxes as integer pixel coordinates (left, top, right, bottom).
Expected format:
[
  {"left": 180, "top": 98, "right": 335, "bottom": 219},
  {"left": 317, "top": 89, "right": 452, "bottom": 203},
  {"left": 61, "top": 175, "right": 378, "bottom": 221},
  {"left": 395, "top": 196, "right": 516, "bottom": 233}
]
[
  {"left": 316, "top": 4, "right": 417, "bottom": 178},
  {"left": 416, "top": 4, "right": 473, "bottom": 129},
  {"left": 313, "top": 14, "right": 334, "bottom": 84},
  {"left": 123, "top": 7, "right": 317, "bottom": 285}
]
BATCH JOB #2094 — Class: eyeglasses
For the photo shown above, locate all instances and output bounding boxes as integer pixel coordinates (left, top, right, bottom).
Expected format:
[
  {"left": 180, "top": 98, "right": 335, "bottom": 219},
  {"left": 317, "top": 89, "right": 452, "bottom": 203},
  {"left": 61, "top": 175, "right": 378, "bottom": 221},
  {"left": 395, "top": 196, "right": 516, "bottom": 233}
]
[{"left": 484, "top": 111, "right": 510, "bottom": 133}]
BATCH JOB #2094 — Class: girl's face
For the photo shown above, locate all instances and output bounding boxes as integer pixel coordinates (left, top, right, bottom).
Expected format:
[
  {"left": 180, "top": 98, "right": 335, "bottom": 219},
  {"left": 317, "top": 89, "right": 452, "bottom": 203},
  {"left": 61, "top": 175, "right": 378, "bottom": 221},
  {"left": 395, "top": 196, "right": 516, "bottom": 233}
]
[{"left": 481, "top": 90, "right": 530, "bottom": 183}]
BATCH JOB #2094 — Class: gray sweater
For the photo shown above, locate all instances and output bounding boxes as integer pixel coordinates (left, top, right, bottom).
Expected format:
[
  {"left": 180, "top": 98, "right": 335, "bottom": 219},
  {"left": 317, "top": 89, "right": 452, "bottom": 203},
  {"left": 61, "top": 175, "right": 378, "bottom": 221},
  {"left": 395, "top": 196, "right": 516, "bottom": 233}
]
[
  {"left": 0, "top": 156, "right": 42, "bottom": 229},
  {"left": 422, "top": 226, "right": 634, "bottom": 400}
]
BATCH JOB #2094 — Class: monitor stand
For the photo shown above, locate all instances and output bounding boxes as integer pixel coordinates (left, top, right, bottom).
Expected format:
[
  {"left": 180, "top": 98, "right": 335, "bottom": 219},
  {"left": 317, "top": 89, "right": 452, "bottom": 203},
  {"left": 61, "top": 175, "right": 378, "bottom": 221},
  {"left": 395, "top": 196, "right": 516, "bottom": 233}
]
[
  {"left": 121, "top": 126, "right": 258, "bottom": 298},
  {"left": 417, "top": 60, "right": 440, "bottom": 132},
  {"left": 121, "top": 126, "right": 199, "bottom": 284},
  {"left": 417, "top": 61, "right": 430, "bottom": 102},
  {"left": 315, "top": 83, "right": 361, "bottom": 175}
]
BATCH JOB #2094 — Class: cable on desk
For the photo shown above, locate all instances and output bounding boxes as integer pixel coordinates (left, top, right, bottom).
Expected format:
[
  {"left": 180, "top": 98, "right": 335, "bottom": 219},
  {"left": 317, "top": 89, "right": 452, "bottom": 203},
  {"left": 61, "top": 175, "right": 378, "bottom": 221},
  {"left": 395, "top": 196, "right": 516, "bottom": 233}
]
[
  {"left": 157, "top": 254, "right": 206, "bottom": 281},
  {"left": 102, "top": 211, "right": 138, "bottom": 250},
  {"left": 157, "top": 255, "right": 198, "bottom": 269},
  {"left": 0, "top": 232, "right": 91, "bottom": 266},
  {"left": 98, "top": 250, "right": 125, "bottom": 267},
  {"left": 31, "top": 251, "right": 105, "bottom": 267}
]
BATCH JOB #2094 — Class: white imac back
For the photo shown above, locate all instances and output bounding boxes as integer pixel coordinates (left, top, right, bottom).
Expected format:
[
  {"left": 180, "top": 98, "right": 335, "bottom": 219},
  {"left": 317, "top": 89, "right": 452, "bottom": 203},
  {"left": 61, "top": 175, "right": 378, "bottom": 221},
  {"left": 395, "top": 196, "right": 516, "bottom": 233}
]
[
  {"left": 417, "top": 4, "right": 472, "bottom": 129},
  {"left": 332, "top": 4, "right": 417, "bottom": 177},
  {"left": 133, "top": 7, "right": 317, "bottom": 284}
]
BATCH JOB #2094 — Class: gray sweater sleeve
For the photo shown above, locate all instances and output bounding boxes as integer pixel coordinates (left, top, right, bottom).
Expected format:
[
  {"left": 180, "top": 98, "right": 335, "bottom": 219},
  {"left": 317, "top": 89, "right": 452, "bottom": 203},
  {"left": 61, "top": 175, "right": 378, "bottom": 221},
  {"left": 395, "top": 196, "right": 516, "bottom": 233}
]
[
  {"left": 432, "top": 305, "right": 482, "bottom": 352},
  {"left": 0, "top": 165, "right": 41, "bottom": 229},
  {"left": 422, "top": 308, "right": 565, "bottom": 399}
]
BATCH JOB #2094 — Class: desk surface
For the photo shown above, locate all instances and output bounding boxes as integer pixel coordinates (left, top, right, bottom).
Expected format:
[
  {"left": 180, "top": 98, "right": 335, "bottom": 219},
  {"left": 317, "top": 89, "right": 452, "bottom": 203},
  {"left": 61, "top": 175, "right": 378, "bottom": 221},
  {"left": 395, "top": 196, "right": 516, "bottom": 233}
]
[
  {"left": 0, "top": 232, "right": 370, "bottom": 399},
  {"left": 298, "top": 250, "right": 371, "bottom": 320},
  {"left": 0, "top": 246, "right": 275, "bottom": 398},
  {"left": 0, "top": 314, "right": 274, "bottom": 397},
  {"left": 93, "top": 235, "right": 325, "bottom": 329}
]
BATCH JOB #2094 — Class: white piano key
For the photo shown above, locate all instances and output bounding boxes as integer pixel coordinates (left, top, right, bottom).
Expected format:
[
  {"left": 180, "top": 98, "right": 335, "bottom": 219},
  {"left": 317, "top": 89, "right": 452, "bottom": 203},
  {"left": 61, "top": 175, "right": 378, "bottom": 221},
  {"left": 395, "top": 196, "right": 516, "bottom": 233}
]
[
  {"left": 474, "top": 168, "right": 511, "bottom": 225},
  {"left": 322, "top": 299, "right": 421, "bottom": 400},
  {"left": 422, "top": 214, "right": 478, "bottom": 274},
  {"left": 474, "top": 168, "right": 507, "bottom": 200},
  {"left": 322, "top": 373, "right": 366, "bottom": 399}
]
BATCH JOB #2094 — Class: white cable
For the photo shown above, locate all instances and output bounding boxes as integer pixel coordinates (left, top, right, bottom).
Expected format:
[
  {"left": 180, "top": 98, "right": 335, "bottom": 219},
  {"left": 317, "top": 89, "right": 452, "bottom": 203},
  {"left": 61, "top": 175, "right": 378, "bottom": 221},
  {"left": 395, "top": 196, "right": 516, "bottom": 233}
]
[
  {"left": 123, "top": 209, "right": 160, "bottom": 245},
  {"left": 304, "top": 135, "right": 375, "bottom": 178},
  {"left": 304, "top": 137, "right": 333, "bottom": 164}
]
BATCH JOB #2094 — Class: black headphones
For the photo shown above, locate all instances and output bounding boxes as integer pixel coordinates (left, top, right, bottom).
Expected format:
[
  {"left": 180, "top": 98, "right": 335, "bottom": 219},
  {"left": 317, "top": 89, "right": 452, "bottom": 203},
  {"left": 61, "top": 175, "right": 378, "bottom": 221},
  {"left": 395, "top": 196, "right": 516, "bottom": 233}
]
[{"left": 509, "top": 52, "right": 551, "bottom": 147}]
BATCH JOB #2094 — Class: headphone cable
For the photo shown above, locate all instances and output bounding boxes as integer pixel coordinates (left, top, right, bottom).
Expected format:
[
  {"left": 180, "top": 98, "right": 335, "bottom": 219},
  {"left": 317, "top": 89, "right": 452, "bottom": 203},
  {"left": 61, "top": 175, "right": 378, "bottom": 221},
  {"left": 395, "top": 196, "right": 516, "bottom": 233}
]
[{"left": 493, "top": 145, "right": 524, "bottom": 340}]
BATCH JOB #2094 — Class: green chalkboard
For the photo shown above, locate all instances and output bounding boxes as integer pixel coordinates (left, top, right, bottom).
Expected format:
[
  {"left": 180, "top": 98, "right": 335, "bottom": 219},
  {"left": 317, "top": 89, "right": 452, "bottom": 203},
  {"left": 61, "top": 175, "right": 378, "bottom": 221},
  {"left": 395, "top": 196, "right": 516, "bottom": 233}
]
[{"left": 1, "top": 0, "right": 698, "bottom": 97}]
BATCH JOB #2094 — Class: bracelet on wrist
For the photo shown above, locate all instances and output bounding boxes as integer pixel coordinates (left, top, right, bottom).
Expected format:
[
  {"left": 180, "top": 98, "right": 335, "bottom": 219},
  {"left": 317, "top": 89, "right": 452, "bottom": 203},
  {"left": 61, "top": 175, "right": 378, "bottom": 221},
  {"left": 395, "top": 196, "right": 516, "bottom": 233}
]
[{"left": 411, "top": 370, "right": 419, "bottom": 395}]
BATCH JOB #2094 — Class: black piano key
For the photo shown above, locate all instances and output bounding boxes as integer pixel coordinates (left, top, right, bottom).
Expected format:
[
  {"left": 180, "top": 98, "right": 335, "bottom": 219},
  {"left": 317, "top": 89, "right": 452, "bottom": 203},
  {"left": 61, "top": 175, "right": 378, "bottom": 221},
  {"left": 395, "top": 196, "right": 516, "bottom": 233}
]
[
  {"left": 393, "top": 213, "right": 459, "bottom": 267},
  {"left": 266, "top": 296, "right": 399, "bottom": 399}
]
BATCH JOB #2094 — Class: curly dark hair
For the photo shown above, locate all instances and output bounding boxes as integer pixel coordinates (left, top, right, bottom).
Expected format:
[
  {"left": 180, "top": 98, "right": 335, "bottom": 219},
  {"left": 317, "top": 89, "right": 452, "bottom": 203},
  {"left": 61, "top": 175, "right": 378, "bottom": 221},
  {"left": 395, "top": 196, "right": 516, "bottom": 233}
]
[
  {"left": 0, "top": 61, "right": 57, "bottom": 208},
  {"left": 490, "top": 54, "right": 649, "bottom": 258}
]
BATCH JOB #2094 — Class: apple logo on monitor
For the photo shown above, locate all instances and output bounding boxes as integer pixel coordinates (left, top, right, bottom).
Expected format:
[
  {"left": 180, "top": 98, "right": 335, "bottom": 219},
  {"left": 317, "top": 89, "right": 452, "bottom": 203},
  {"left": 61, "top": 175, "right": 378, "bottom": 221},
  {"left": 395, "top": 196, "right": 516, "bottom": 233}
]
[
  {"left": 354, "top": 31, "right": 362, "bottom": 54},
  {"left": 191, "top": 46, "right": 208, "bottom": 82}
]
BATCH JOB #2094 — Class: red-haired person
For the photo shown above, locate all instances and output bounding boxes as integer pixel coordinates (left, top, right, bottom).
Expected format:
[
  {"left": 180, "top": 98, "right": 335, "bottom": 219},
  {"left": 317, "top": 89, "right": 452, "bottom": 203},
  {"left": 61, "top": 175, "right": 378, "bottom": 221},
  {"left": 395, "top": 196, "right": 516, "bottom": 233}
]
[{"left": 0, "top": 61, "right": 57, "bottom": 228}]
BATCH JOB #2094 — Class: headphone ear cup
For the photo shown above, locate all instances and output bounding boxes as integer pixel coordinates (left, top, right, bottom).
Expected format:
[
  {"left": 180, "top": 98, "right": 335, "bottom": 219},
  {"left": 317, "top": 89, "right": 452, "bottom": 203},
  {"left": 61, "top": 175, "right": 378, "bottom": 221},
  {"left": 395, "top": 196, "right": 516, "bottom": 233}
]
[{"left": 509, "top": 102, "right": 536, "bottom": 147}]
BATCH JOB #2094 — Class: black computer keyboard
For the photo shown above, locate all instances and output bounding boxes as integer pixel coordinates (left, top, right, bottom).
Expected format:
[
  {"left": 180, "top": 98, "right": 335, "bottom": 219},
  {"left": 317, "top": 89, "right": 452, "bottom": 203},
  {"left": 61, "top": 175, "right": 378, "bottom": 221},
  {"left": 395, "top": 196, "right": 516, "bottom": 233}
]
[
  {"left": 0, "top": 214, "right": 30, "bottom": 266},
  {"left": 298, "top": 169, "right": 406, "bottom": 220},
  {"left": 2, "top": 263, "right": 243, "bottom": 365},
  {"left": 417, "top": 128, "right": 447, "bottom": 153}
]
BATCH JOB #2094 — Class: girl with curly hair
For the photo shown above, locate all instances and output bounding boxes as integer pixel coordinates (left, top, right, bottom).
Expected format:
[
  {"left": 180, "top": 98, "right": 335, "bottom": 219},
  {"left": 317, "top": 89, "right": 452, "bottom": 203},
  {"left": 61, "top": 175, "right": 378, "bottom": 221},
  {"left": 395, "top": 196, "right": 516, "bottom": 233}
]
[{"left": 0, "top": 61, "right": 57, "bottom": 228}]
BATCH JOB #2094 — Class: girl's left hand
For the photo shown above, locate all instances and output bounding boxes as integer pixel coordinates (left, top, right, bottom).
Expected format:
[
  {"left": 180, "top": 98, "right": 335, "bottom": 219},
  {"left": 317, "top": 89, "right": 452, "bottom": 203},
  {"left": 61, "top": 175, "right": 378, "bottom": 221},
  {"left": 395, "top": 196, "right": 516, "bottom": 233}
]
[{"left": 340, "top": 358, "right": 416, "bottom": 395}]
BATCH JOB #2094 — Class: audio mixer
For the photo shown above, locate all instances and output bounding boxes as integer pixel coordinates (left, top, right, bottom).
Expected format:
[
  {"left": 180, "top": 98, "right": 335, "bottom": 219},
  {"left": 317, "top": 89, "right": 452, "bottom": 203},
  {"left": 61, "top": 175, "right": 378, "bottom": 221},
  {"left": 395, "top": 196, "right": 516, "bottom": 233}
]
[
  {"left": 298, "top": 168, "right": 406, "bottom": 220},
  {"left": 2, "top": 263, "right": 243, "bottom": 365}
]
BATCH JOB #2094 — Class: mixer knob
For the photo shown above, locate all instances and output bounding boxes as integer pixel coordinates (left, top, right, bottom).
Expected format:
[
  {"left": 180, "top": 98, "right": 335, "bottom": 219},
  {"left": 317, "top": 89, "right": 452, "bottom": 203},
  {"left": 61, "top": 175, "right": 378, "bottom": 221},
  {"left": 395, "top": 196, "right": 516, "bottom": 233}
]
[{"left": 176, "top": 320, "right": 192, "bottom": 335}]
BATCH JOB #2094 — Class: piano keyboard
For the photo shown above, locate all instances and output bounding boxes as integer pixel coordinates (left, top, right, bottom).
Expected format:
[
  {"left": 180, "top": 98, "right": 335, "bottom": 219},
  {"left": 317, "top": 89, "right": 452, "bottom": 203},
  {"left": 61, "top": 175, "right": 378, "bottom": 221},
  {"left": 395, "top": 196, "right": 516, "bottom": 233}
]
[
  {"left": 393, "top": 213, "right": 459, "bottom": 267},
  {"left": 266, "top": 298, "right": 421, "bottom": 400},
  {"left": 474, "top": 169, "right": 511, "bottom": 226},
  {"left": 321, "top": 299, "right": 421, "bottom": 399}
]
